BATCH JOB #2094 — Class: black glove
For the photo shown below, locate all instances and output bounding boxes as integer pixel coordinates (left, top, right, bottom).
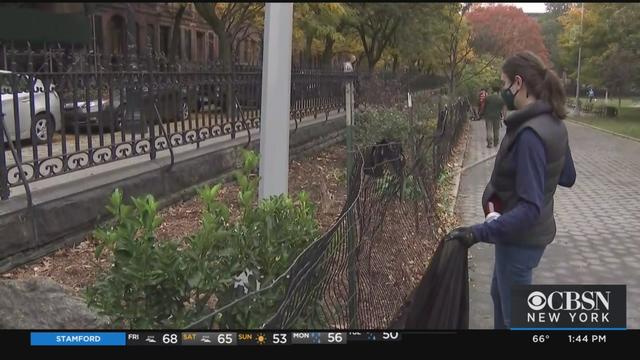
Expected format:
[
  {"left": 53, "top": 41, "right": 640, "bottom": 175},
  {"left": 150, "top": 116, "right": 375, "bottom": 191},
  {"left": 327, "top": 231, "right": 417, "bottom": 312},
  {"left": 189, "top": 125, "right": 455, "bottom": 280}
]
[{"left": 444, "top": 226, "right": 478, "bottom": 248}]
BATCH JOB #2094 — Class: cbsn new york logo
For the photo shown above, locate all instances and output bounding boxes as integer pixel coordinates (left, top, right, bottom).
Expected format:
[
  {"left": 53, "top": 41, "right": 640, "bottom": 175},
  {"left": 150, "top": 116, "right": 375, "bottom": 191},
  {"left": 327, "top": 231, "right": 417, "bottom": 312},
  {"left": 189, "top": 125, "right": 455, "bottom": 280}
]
[
  {"left": 526, "top": 290, "right": 610, "bottom": 323},
  {"left": 511, "top": 285, "right": 626, "bottom": 329}
]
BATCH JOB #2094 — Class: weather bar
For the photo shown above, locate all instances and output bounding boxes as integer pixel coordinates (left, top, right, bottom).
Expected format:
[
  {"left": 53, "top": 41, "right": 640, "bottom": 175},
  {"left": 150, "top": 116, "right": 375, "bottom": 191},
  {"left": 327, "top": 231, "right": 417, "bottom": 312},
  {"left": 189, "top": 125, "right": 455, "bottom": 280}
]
[{"left": 29, "top": 331, "right": 404, "bottom": 346}]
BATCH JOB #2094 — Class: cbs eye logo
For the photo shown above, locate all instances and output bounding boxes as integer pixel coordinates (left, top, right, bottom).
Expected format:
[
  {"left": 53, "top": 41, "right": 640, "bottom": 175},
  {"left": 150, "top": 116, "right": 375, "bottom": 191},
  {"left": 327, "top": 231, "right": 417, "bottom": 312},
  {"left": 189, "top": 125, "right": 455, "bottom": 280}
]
[{"left": 527, "top": 291, "right": 547, "bottom": 311}]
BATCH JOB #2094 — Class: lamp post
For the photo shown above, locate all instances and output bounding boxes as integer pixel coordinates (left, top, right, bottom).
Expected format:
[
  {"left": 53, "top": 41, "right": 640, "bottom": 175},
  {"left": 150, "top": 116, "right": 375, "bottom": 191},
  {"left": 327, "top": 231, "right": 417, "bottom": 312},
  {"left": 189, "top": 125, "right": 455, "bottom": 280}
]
[
  {"left": 573, "top": 2, "right": 585, "bottom": 116},
  {"left": 258, "top": 3, "right": 293, "bottom": 199}
]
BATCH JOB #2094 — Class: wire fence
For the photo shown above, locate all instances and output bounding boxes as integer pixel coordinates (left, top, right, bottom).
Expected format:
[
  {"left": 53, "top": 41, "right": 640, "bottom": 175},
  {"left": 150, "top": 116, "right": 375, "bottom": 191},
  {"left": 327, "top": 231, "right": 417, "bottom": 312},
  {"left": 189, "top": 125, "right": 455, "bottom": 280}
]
[{"left": 185, "top": 88, "right": 470, "bottom": 330}]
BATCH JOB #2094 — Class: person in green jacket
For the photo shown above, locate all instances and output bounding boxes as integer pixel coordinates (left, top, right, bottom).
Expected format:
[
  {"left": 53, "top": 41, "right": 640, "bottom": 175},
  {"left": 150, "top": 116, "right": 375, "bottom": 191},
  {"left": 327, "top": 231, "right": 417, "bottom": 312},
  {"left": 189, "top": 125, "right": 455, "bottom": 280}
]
[{"left": 480, "top": 86, "right": 506, "bottom": 148}]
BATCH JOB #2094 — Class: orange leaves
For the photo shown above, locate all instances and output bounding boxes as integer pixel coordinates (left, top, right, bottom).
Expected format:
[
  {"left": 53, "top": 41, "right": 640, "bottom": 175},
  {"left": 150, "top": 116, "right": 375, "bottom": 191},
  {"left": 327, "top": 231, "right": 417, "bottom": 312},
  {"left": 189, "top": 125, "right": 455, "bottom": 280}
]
[{"left": 466, "top": 4, "right": 551, "bottom": 66}]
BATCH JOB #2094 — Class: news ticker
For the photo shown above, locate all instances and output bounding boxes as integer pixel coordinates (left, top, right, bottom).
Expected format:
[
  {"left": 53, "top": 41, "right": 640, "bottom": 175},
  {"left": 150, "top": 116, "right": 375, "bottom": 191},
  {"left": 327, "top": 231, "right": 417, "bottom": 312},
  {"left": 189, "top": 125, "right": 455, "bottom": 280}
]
[
  {"left": 29, "top": 331, "right": 401, "bottom": 346},
  {"left": 25, "top": 330, "right": 640, "bottom": 347}
]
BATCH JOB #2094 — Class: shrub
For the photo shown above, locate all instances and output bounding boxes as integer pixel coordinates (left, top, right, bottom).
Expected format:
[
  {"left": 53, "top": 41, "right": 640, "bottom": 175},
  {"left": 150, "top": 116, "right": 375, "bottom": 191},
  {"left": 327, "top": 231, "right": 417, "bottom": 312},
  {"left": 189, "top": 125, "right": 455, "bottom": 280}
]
[{"left": 86, "top": 149, "right": 319, "bottom": 329}]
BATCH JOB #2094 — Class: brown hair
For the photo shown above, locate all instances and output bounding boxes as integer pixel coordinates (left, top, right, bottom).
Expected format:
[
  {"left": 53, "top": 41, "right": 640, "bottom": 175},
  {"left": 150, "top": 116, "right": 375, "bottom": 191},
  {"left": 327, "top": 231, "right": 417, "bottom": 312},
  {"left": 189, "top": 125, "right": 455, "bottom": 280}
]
[{"left": 502, "top": 51, "right": 567, "bottom": 119}]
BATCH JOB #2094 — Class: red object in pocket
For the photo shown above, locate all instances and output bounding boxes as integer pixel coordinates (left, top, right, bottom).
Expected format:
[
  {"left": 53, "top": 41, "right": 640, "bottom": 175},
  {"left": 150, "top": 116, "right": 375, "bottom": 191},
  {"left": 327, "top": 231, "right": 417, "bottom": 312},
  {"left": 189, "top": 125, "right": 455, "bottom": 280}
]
[{"left": 484, "top": 195, "right": 504, "bottom": 216}]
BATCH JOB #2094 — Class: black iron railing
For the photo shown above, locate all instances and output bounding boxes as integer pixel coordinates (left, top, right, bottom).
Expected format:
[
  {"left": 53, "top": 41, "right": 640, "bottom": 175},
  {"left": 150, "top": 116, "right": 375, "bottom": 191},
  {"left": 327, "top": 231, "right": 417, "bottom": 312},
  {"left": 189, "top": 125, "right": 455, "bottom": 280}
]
[{"left": 0, "top": 43, "right": 353, "bottom": 200}]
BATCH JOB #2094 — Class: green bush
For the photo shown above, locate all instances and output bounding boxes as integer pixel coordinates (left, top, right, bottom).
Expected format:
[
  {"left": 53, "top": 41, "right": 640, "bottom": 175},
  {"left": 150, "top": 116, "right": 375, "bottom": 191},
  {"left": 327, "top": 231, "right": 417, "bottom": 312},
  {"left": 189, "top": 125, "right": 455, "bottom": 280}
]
[
  {"left": 594, "top": 103, "right": 618, "bottom": 117},
  {"left": 86, "top": 149, "right": 319, "bottom": 329},
  {"left": 354, "top": 98, "right": 438, "bottom": 201},
  {"left": 582, "top": 102, "right": 594, "bottom": 113},
  {"left": 354, "top": 107, "right": 412, "bottom": 146},
  {"left": 375, "top": 173, "right": 425, "bottom": 201},
  {"left": 355, "top": 100, "right": 437, "bottom": 148}
]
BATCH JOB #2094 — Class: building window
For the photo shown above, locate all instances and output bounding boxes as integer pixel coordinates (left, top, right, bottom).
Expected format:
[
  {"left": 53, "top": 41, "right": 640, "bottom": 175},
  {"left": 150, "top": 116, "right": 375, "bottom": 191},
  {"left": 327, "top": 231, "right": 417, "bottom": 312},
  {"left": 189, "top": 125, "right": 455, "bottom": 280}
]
[
  {"left": 135, "top": 22, "right": 141, "bottom": 56},
  {"left": 159, "top": 25, "right": 170, "bottom": 57},
  {"left": 109, "top": 15, "right": 126, "bottom": 56},
  {"left": 147, "top": 24, "right": 156, "bottom": 54},
  {"left": 213, "top": 33, "right": 219, "bottom": 60},
  {"left": 208, "top": 32, "right": 215, "bottom": 61},
  {"left": 196, "top": 31, "right": 204, "bottom": 62},
  {"left": 93, "top": 15, "right": 103, "bottom": 54},
  {"left": 185, "top": 29, "right": 192, "bottom": 61}
]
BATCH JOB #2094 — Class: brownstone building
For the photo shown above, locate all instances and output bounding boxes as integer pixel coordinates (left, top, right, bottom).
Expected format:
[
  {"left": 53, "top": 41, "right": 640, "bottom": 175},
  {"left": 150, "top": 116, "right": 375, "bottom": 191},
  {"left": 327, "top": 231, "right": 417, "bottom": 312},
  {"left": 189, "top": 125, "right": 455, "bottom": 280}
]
[{"left": 26, "top": 3, "right": 260, "bottom": 64}]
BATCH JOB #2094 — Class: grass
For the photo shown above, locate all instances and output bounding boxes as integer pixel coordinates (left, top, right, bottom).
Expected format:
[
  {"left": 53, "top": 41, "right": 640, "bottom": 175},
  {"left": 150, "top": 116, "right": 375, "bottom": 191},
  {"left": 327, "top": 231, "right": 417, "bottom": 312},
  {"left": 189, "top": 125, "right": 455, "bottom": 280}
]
[
  {"left": 569, "top": 102, "right": 640, "bottom": 139},
  {"left": 569, "top": 96, "right": 639, "bottom": 108}
]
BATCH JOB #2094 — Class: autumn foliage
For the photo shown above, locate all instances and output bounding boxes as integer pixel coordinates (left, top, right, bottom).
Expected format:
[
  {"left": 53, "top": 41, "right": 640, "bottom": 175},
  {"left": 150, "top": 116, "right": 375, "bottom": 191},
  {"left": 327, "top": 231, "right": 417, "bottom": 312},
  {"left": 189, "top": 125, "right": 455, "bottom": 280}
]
[{"left": 466, "top": 5, "right": 550, "bottom": 65}]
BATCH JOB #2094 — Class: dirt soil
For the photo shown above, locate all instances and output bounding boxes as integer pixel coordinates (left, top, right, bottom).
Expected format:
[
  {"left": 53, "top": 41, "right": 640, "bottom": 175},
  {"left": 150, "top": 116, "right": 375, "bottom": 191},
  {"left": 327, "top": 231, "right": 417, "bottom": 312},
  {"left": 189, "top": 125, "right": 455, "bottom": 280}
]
[
  {"left": 2, "top": 145, "right": 348, "bottom": 295},
  {"left": 2, "top": 122, "right": 468, "bottom": 308}
]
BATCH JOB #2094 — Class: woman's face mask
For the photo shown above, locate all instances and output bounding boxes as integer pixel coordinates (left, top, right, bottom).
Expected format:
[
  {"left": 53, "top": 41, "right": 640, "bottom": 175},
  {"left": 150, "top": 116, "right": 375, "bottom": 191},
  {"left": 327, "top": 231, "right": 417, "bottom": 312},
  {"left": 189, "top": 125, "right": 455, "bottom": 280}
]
[{"left": 501, "top": 80, "right": 520, "bottom": 111}]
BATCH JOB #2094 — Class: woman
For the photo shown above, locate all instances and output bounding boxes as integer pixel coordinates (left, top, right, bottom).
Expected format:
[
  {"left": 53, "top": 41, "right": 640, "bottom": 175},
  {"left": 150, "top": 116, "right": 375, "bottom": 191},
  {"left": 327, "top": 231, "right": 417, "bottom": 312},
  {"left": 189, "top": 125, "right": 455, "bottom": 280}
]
[{"left": 445, "top": 51, "right": 577, "bottom": 329}]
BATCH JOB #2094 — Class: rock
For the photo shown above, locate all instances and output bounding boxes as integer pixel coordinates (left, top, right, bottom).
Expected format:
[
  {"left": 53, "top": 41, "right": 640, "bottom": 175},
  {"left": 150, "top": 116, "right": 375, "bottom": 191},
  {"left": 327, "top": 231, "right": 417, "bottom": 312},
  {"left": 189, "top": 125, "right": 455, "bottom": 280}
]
[{"left": 0, "top": 278, "right": 109, "bottom": 329}]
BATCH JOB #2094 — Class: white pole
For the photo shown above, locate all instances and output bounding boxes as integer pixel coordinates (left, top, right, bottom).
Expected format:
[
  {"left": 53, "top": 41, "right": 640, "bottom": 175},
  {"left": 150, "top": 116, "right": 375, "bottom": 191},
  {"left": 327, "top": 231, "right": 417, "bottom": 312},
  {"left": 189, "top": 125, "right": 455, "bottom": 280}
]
[
  {"left": 259, "top": 3, "right": 293, "bottom": 199},
  {"left": 573, "top": 3, "right": 584, "bottom": 116}
]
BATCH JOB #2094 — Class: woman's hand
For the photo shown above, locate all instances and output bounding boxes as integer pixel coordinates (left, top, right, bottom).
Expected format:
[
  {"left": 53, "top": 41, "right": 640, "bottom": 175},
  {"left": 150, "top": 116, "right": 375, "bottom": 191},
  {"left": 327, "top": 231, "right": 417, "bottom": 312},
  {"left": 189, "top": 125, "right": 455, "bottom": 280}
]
[{"left": 445, "top": 227, "right": 479, "bottom": 248}]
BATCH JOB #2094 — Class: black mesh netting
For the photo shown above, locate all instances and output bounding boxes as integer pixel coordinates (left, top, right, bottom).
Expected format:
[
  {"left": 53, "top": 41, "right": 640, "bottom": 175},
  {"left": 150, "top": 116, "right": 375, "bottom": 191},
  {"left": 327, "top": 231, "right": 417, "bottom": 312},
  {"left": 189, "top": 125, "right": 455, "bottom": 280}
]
[{"left": 185, "top": 95, "right": 470, "bottom": 330}]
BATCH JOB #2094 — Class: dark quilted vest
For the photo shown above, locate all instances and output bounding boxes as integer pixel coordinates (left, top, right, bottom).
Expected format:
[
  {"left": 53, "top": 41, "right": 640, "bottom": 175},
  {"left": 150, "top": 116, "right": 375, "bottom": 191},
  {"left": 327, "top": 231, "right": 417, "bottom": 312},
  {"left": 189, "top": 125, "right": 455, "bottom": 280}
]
[{"left": 481, "top": 101, "right": 568, "bottom": 247}]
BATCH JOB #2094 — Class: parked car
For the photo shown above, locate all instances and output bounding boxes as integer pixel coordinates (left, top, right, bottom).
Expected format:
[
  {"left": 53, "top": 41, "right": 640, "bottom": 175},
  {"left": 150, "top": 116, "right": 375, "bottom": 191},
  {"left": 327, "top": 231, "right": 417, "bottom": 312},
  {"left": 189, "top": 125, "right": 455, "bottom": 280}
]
[
  {"left": 201, "top": 84, "right": 259, "bottom": 113},
  {"left": 0, "top": 70, "right": 62, "bottom": 144},
  {"left": 192, "top": 77, "right": 259, "bottom": 112},
  {"left": 62, "top": 95, "right": 123, "bottom": 131},
  {"left": 63, "top": 85, "right": 191, "bottom": 131},
  {"left": 63, "top": 80, "right": 261, "bottom": 132}
]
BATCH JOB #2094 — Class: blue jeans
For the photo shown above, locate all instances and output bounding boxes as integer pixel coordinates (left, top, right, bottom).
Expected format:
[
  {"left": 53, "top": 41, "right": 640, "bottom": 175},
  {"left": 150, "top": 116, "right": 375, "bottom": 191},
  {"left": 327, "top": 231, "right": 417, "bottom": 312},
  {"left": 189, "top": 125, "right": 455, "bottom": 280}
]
[{"left": 491, "top": 243, "right": 546, "bottom": 329}]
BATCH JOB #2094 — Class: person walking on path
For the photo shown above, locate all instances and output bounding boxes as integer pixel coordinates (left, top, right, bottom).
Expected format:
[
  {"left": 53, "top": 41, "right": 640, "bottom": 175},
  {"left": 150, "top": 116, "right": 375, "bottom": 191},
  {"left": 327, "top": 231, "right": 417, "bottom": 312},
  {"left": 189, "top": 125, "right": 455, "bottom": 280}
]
[
  {"left": 480, "top": 86, "right": 506, "bottom": 148},
  {"left": 444, "top": 51, "right": 577, "bottom": 329},
  {"left": 478, "top": 88, "right": 488, "bottom": 115}
]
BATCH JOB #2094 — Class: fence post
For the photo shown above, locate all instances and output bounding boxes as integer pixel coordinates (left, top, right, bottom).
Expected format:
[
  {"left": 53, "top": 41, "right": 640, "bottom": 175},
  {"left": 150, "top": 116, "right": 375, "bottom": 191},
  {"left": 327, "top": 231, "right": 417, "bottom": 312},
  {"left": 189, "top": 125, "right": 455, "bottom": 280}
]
[
  {"left": 230, "top": 70, "right": 236, "bottom": 140},
  {"left": 0, "top": 107, "right": 9, "bottom": 200},
  {"left": 148, "top": 73, "right": 157, "bottom": 161},
  {"left": 344, "top": 64, "right": 358, "bottom": 328}
]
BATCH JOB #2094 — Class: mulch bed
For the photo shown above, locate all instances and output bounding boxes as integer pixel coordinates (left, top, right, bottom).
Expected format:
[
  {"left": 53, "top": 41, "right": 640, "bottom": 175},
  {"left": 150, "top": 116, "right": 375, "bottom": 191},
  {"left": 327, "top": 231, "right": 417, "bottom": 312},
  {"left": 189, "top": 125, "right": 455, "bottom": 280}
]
[{"left": 2, "top": 145, "right": 348, "bottom": 295}]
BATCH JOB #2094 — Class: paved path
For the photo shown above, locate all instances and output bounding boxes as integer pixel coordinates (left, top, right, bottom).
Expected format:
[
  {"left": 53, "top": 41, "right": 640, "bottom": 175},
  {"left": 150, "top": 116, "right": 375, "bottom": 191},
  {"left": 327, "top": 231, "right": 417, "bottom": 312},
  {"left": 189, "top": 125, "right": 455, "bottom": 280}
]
[{"left": 455, "top": 119, "right": 640, "bottom": 329}]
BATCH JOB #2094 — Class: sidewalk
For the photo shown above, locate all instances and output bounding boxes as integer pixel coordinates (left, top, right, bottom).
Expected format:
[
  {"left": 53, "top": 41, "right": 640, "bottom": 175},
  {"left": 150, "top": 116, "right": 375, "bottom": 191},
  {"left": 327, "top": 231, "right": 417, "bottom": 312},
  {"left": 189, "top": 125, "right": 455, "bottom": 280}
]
[{"left": 455, "top": 120, "right": 640, "bottom": 329}]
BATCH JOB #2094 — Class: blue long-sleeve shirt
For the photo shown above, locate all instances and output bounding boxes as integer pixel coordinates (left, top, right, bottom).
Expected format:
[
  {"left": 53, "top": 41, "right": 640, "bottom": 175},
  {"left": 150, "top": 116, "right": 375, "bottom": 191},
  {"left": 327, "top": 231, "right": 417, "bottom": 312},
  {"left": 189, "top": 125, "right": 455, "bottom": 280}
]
[{"left": 471, "top": 128, "right": 576, "bottom": 244}]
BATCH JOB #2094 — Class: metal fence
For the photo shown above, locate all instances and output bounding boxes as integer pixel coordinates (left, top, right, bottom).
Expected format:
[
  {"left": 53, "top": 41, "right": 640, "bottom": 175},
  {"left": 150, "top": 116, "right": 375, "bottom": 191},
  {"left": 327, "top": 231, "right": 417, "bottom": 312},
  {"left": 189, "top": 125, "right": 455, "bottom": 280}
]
[
  {"left": 354, "top": 73, "right": 446, "bottom": 110},
  {"left": 0, "top": 43, "right": 352, "bottom": 200},
  {"left": 184, "top": 91, "right": 470, "bottom": 330}
]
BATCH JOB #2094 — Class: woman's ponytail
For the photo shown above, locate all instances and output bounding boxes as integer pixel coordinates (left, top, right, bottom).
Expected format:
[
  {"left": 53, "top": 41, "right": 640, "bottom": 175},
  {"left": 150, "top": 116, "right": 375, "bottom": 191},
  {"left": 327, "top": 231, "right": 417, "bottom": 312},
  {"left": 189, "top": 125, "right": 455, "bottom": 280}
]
[{"left": 540, "top": 68, "right": 567, "bottom": 119}]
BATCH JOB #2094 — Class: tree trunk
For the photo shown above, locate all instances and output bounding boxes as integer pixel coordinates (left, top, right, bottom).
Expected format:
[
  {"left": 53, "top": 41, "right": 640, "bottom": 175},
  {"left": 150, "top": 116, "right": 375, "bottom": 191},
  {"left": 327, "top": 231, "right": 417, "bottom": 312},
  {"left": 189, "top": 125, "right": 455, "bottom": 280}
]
[
  {"left": 618, "top": 95, "right": 622, "bottom": 112},
  {"left": 321, "top": 35, "right": 334, "bottom": 69},
  {"left": 168, "top": 4, "right": 186, "bottom": 63},
  {"left": 367, "top": 51, "right": 377, "bottom": 73},
  {"left": 392, "top": 54, "right": 398, "bottom": 75},
  {"left": 218, "top": 32, "right": 234, "bottom": 121},
  {"left": 192, "top": 4, "right": 235, "bottom": 121},
  {"left": 304, "top": 35, "right": 313, "bottom": 68},
  {"left": 448, "top": 69, "right": 455, "bottom": 98}
]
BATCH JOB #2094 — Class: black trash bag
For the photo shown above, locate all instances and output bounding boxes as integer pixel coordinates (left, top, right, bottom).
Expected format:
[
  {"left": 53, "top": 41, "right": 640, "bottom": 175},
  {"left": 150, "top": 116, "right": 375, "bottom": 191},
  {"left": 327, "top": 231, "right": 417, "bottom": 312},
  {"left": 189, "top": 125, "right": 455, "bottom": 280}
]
[
  {"left": 390, "top": 238, "right": 469, "bottom": 329},
  {"left": 363, "top": 139, "right": 405, "bottom": 178}
]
